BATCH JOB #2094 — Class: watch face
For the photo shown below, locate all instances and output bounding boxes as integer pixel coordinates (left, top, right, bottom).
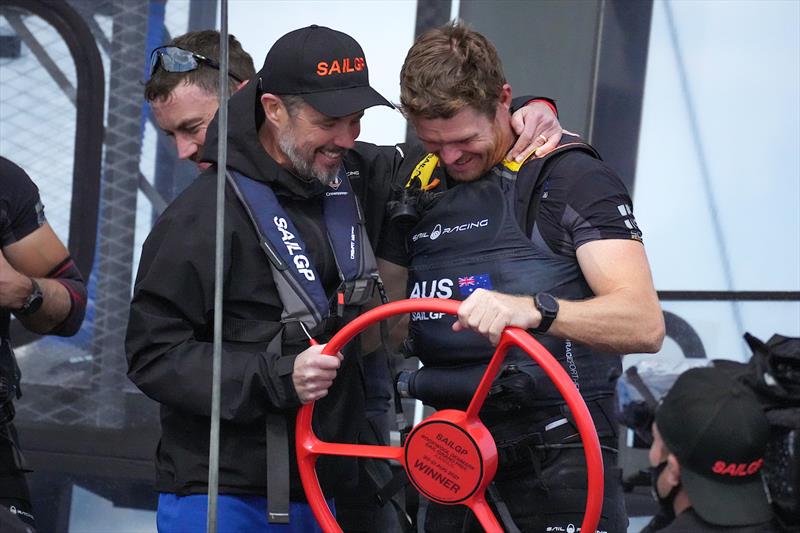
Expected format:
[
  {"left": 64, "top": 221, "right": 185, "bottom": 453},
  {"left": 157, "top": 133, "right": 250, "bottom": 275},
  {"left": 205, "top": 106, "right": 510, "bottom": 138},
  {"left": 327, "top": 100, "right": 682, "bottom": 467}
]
[
  {"left": 27, "top": 293, "right": 43, "bottom": 315},
  {"left": 536, "top": 293, "right": 558, "bottom": 315},
  {"left": 18, "top": 279, "right": 43, "bottom": 316}
]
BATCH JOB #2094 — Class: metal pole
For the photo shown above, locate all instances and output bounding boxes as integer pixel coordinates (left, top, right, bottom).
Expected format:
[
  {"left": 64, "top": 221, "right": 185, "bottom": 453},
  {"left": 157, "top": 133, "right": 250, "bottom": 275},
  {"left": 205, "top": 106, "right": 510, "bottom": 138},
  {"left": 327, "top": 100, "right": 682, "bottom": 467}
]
[{"left": 208, "top": 0, "right": 229, "bottom": 530}]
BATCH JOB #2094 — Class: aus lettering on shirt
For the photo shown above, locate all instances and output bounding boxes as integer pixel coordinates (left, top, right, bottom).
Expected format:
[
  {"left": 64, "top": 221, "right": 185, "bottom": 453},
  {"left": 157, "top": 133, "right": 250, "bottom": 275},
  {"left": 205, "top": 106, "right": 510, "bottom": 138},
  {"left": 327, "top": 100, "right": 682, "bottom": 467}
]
[
  {"left": 409, "top": 279, "right": 453, "bottom": 321},
  {"left": 410, "top": 278, "right": 453, "bottom": 299}
]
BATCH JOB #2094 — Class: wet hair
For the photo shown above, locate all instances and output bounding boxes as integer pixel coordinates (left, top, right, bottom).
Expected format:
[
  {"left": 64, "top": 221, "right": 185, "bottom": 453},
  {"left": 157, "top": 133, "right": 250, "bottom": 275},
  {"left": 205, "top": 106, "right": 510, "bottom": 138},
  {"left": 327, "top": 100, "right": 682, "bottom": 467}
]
[{"left": 144, "top": 30, "right": 255, "bottom": 102}]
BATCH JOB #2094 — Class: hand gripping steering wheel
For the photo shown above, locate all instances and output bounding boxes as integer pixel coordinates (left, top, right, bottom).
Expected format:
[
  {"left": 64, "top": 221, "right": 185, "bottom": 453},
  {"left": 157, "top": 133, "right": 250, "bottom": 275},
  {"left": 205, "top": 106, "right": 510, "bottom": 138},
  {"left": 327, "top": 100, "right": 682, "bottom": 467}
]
[{"left": 296, "top": 298, "right": 604, "bottom": 532}]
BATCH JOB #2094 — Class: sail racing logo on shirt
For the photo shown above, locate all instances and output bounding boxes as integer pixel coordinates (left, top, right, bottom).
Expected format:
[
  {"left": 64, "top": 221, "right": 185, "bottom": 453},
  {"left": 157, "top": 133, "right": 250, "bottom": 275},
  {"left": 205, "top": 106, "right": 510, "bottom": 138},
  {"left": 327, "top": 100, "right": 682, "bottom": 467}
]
[
  {"left": 273, "top": 216, "right": 315, "bottom": 281},
  {"left": 411, "top": 218, "right": 490, "bottom": 242}
]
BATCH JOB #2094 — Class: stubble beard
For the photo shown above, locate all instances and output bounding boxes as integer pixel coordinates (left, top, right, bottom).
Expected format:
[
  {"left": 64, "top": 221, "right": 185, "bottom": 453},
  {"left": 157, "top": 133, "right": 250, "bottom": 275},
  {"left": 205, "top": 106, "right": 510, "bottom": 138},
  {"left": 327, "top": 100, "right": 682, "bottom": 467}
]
[{"left": 278, "top": 128, "right": 340, "bottom": 186}]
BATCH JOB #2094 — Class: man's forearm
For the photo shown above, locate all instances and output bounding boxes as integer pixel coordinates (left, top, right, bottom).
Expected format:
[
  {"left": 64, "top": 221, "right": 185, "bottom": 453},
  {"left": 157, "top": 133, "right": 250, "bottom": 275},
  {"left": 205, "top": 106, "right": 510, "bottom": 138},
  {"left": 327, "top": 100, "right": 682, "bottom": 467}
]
[
  {"left": 454, "top": 285, "right": 664, "bottom": 354},
  {"left": 551, "top": 290, "right": 665, "bottom": 354},
  {"left": 13, "top": 277, "right": 74, "bottom": 334}
]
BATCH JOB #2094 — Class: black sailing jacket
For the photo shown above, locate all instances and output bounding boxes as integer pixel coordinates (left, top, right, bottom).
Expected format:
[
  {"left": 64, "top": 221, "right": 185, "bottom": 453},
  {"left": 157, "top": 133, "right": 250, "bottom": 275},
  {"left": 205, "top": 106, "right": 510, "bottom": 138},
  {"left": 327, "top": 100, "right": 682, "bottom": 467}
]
[{"left": 125, "top": 77, "right": 410, "bottom": 499}]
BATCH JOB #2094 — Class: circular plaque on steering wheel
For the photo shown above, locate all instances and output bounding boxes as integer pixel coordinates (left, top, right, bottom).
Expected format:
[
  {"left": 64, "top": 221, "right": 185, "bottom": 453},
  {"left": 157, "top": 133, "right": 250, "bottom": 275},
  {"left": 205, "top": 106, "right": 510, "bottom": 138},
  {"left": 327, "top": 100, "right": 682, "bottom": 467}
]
[{"left": 404, "top": 419, "right": 484, "bottom": 504}]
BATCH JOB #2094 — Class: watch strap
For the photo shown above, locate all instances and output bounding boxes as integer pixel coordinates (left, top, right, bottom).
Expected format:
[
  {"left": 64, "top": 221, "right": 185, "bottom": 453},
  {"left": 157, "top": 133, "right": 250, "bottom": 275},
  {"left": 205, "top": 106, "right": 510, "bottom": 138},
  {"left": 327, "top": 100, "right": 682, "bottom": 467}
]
[{"left": 16, "top": 278, "right": 43, "bottom": 316}]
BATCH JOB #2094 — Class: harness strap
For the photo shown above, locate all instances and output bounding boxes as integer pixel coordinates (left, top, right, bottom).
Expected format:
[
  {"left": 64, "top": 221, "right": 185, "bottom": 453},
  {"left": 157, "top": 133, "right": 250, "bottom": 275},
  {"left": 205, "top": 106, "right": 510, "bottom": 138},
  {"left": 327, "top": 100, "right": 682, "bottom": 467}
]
[
  {"left": 0, "top": 423, "right": 30, "bottom": 472},
  {"left": 265, "top": 411, "right": 290, "bottom": 524},
  {"left": 486, "top": 483, "right": 522, "bottom": 533},
  {"left": 363, "top": 460, "right": 414, "bottom": 532},
  {"left": 0, "top": 337, "right": 20, "bottom": 410},
  {"left": 495, "top": 398, "right": 618, "bottom": 469},
  {"left": 221, "top": 317, "right": 282, "bottom": 343},
  {"left": 512, "top": 136, "right": 601, "bottom": 238},
  {"left": 265, "top": 331, "right": 290, "bottom": 524}
]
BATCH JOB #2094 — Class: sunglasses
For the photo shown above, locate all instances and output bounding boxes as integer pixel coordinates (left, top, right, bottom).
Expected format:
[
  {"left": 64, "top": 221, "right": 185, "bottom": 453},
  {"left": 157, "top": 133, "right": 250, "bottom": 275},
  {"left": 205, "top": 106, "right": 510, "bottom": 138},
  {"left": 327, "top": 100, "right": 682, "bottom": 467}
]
[{"left": 149, "top": 45, "right": 244, "bottom": 83}]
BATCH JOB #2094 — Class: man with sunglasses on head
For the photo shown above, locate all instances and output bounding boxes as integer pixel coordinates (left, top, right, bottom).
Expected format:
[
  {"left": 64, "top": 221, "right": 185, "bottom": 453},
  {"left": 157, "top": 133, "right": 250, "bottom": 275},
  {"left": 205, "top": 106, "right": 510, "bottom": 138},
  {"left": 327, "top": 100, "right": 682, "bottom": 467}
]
[
  {"left": 129, "top": 26, "right": 564, "bottom": 531},
  {"left": 145, "top": 30, "right": 256, "bottom": 168}
]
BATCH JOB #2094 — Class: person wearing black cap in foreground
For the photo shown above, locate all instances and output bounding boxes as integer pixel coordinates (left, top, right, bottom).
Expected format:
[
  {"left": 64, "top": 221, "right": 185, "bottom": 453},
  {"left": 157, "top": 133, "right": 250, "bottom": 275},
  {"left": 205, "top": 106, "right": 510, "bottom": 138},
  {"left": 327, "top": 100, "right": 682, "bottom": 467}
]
[{"left": 645, "top": 366, "right": 779, "bottom": 532}]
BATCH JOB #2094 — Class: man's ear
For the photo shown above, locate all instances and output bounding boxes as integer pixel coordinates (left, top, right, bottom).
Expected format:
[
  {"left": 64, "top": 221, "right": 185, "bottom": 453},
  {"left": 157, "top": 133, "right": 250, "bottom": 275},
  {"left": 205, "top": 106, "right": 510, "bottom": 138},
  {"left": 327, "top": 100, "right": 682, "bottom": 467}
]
[
  {"left": 260, "top": 93, "right": 285, "bottom": 126},
  {"left": 499, "top": 83, "right": 512, "bottom": 110},
  {"left": 666, "top": 453, "right": 682, "bottom": 487}
]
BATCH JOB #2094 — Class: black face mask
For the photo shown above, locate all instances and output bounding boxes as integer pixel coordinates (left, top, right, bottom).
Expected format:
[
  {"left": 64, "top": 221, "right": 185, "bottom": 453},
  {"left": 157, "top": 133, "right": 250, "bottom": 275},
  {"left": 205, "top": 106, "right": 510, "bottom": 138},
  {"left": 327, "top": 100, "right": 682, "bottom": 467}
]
[{"left": 649, "top": 461, "right": 681, "bottom": 525}]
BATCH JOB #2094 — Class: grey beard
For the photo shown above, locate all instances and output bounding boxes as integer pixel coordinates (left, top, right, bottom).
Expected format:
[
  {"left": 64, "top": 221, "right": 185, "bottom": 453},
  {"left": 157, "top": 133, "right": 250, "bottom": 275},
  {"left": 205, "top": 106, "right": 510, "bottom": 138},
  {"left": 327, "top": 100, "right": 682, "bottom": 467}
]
[{"left": 278, "top": 136, "right": 339, "bottom": 186}]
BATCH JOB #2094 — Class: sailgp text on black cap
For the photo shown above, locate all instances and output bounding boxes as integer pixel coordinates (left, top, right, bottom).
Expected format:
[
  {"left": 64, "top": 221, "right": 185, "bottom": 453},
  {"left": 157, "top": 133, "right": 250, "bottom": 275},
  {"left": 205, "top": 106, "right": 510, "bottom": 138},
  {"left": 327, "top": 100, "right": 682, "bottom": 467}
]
[
  {"left": 258, "top": 25, "right": 393, "bottom": 118},
  {"left": 655, "top": 366, "right": 772, "bottom": 527}
]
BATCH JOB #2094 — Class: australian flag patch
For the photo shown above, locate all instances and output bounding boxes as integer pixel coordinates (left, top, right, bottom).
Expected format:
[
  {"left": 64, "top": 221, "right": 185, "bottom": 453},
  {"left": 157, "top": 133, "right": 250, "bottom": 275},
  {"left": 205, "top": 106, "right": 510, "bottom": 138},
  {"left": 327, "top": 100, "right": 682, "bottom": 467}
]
[{"left": 458, "top": 273, "right": 493, "bottom": 297}]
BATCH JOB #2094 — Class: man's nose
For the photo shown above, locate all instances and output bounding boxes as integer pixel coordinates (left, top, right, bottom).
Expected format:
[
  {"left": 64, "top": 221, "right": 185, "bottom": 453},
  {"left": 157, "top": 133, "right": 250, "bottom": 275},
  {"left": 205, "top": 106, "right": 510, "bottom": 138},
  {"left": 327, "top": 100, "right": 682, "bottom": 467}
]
[
  {"left": 439, "top": 145, "right": 463, "bottom": 165},
  {"left": 175, "top": 136, "right": 198, "bottom": 161},
  {"left": 332, "top": 121, "right": 358, "bottom": 150}
]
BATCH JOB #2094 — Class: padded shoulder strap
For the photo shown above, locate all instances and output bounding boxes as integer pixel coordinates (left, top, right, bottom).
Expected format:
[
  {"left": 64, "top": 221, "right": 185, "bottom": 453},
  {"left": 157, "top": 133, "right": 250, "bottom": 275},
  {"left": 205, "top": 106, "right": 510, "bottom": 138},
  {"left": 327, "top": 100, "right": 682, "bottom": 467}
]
[
  {"left": 228, "top": 170, "right": 328, "bottom": 331},
  {"left": 514, "top": 134, "right": 601, "bottom": 237}
]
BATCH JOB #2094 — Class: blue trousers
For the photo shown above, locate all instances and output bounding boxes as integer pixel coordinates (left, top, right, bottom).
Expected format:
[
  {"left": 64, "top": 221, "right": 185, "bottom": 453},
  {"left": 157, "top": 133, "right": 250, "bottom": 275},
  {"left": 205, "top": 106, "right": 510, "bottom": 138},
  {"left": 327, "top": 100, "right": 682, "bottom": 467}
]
[{"left": 157, "top": 493, "right": 334, "bottom": 533}]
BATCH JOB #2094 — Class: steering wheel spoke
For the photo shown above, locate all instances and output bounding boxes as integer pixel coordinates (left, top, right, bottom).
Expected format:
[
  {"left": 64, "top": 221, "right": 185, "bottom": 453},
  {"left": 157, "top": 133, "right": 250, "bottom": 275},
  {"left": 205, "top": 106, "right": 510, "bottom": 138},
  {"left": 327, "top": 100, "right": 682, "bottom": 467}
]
[
  {"left": 305, "top": 439, "right": 405, "bottom": 462},
  {"left": 464, "top": 339, "right": 513, "bottom": 420},
  {"left": 467, "top": 495, "right": 505, "bottom": 533}
]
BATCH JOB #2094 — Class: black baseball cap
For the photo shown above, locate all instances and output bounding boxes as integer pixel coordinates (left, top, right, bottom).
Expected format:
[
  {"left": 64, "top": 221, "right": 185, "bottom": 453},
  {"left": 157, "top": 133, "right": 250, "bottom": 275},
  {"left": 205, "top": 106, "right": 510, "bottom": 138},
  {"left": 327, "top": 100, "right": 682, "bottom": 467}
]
[
  {"left": 655, "top": 367, "right": 772, "bottom": 526},
  {"left": 258, "top": 25, "right": 393, "bottom": 118}
]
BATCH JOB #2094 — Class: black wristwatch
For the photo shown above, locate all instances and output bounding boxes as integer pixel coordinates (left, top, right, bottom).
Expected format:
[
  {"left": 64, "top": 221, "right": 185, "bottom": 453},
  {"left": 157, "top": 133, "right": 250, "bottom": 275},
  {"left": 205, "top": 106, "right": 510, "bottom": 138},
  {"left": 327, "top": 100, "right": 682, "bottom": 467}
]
[
  {"left": 16, "top": 278, "right": 43, "bottom": 316},
  {"left": 531, "top": 292, "right": 558, "bottom": 334}
]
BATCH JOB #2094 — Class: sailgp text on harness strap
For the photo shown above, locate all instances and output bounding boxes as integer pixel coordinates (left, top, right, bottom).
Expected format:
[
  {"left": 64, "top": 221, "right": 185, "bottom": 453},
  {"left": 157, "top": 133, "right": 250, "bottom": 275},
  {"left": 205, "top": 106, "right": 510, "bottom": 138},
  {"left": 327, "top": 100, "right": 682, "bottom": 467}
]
[
  {"left": 227, "top": 167, "right": 380, "bottom": 524},
  {"left": 227, "top": 167, "right": 381, "bottom": 332}
]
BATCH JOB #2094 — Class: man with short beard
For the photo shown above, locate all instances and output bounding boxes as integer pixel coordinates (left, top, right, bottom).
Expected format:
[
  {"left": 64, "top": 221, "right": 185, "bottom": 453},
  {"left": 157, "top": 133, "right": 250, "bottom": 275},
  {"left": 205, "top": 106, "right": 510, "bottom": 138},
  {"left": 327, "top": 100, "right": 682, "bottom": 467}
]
[{"left": 128, "top": 26, "right": 398, "bottom": 530}]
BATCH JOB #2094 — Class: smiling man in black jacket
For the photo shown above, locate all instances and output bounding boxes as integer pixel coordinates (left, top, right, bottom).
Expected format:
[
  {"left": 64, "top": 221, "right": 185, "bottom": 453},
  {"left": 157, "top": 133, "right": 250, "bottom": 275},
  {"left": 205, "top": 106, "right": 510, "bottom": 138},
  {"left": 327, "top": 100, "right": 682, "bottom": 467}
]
[{"left": 127, "top": 25, "right": 407, "bottom": 531}]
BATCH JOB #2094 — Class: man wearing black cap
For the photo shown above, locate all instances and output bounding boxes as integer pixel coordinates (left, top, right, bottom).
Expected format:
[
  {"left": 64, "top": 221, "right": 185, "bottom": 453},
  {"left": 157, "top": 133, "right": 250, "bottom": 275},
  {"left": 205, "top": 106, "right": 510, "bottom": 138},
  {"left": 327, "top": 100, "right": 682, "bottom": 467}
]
[
  {"left": 646, "top": 366, "right": 778, "bottom": 532},
  {"left": 127, "top": 24, "right": 397, "bottom": 531}
]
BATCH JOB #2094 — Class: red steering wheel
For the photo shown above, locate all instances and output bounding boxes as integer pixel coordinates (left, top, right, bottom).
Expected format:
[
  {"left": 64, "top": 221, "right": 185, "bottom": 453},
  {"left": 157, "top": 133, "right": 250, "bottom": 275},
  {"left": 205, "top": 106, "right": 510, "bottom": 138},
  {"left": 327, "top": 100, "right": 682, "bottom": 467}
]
[{"left": 296, "top": 298, "right": 604, "bottom": 532}]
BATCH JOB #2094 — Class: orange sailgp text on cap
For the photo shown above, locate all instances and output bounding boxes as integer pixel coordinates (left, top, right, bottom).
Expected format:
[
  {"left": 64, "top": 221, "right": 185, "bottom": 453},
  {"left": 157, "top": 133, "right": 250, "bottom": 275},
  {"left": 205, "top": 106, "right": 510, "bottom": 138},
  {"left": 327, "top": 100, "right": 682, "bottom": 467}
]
[
  {"left": 711, "top": 458, "right": 764, "bottom": 477},
  {"left": 317, "top": 57, "right": 366, "bottom": 76}
]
